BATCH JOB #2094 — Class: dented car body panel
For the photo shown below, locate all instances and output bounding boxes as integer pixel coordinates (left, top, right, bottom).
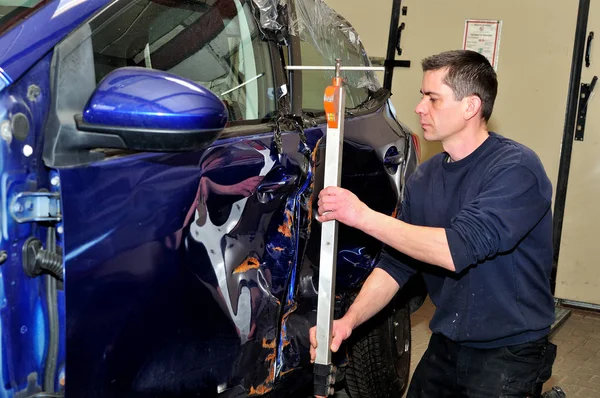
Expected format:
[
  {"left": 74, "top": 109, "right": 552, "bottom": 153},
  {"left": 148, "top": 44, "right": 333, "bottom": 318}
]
[
  {"left": 0, "top": 0, "right": 418, "bottom": 396},
  {"left": 61, "top": 108, "right": 410, "bottom": 396}
]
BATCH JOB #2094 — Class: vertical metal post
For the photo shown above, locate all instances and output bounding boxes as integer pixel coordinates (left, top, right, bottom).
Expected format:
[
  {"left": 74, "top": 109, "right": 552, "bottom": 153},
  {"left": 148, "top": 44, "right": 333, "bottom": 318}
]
[
  {"left": 383, "top": 0, "right": 402, "bottom": 91},
  {"left": 283, "top": 60, "right": 382, "bottom": 396},
  {"left": 552, "top": 0, "right": 591, "bottom": 292},
  {"left": 314, "top": 59, "right": 345, "bottom": 397}
]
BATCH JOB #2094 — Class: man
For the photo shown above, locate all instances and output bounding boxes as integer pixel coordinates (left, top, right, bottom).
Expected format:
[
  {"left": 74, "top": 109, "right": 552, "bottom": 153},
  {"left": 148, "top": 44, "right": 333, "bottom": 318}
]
[{"left": 310, "top": 50, "right": 557, "bottom": 397}]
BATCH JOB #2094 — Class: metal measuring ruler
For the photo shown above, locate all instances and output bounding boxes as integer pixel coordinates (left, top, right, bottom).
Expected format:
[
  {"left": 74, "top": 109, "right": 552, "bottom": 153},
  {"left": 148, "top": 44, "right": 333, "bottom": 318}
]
[{"left": 285, "top": 60, "right": 384, "bottom": 396}]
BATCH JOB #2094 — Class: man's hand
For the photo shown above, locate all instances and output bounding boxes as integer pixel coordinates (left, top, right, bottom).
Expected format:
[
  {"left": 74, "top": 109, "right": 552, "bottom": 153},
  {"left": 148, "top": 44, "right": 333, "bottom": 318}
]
[
  {"left": 309, "top": 317, "right": 355, "bottom": 363},
  {"left": 317, "top": 186, "right": 372, "bottom": 229}
]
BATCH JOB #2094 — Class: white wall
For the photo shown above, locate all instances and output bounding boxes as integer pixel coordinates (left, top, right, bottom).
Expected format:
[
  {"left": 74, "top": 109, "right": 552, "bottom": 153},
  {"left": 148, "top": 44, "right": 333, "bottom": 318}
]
[{"left": 324, "top": 0, "right": 577, "bottom": 192}]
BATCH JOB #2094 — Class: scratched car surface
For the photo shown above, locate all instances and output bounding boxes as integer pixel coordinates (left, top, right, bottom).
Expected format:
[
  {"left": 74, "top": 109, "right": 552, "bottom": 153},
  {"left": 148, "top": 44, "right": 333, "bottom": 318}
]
[{"left": 0, "top": 0, "right": 420, "bottom": 397}]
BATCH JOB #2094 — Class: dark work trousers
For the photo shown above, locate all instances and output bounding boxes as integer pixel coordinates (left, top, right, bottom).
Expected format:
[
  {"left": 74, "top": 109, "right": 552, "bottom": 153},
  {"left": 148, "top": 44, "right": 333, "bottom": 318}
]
[{"left": 407, "top": 333, "right": 557, "bottom": 398}]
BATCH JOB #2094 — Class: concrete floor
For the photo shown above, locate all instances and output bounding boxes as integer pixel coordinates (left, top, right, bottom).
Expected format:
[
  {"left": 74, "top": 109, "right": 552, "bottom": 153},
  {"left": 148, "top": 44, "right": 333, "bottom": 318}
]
[{"left": 326, "top": 297, "right": 600, "bottom": 398}]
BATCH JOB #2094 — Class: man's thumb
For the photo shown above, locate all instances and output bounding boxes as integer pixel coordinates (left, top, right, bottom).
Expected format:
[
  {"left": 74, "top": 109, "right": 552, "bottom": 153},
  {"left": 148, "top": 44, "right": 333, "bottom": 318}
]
[{"left": 330, "top": 335, "right": 343, "bottom": 352}]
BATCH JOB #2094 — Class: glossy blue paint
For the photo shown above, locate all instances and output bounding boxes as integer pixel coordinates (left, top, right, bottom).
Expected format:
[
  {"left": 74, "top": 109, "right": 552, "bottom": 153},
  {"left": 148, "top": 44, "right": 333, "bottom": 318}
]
[
  {"left": 58, "top": 129, "right": 316, "bottom": 396},
  {"left": 83, "top": 67, "right": 228, "bottom": 130},
  {"left": 276, "top": 152, "right": 314, "bottom": 379},
  {"left": 0, "top": 0, "right": 111, "bottom": 92},
  {"left": 0, "top": 52, "right": 59, "bottom": 396},
  {"left": 0, "top": 0, "right": 416, "bottom": 394},
  {"left": 0, "top": 67, "right": 11, "bottom": 92}
]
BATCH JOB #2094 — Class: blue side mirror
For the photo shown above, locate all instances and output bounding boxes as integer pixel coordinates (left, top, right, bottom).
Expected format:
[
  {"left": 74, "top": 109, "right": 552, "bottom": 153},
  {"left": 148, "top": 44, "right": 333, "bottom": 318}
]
[{"left": 75, "top": 67, "right": 228, "bottom": 151}]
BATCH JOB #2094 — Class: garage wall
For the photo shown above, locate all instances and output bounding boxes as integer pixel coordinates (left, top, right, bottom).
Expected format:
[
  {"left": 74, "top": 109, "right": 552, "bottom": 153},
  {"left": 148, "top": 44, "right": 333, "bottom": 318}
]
[{"left": 324, "top": 0, "right": 578, "bottom": 192}]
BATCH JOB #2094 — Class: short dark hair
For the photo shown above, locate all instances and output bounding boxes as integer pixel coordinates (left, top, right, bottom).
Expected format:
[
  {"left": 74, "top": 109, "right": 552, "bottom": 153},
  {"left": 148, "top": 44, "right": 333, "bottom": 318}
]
[{"left": 421, "top": 50, "right": 498, "bottom": 122}]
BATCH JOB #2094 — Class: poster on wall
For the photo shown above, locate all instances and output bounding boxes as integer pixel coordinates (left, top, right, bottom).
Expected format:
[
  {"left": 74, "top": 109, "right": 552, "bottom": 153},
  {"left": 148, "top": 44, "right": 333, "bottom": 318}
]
[{"left": 463, "top": 19, "right": 502, "bottom": 71}]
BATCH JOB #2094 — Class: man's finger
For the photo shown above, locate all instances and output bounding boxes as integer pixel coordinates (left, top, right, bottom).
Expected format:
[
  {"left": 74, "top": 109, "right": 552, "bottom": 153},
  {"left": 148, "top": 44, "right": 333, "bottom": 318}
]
[
  {"left": 309, "top": 327, "right": 317, "bottom": 363},
  {"left": 317, "top": 212, "right": 335, "bottom": 223},
  {"left": 330, "top": 333, "right": 344, "bottom": 352},
  {"left": 317, "top": 198, "right": 335, "bottom": 212},
  {"left": 321, "top": 186, "right": 342, "bottom": 198},
  {"left": 318, "top": 204, "right": 335, "bottom": 216},
  {"left": 321, "top": 186, "right": 333, "bottom": 195},
  {"left": 329, "top": 186, "right": 345, "bottom": 195},
  {"left": 320, "top": 195, "right": 338, "bottom": 205}
]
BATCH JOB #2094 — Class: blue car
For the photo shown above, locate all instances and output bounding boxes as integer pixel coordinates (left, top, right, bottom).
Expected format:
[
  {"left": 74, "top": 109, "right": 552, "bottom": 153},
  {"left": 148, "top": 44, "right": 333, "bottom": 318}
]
[{"left": 0, "top": 0, "right": 421, "bottom": 397}]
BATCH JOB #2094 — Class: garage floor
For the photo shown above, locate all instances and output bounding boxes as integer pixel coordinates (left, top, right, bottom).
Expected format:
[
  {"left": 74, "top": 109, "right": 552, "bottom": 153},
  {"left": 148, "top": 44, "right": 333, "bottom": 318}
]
[{"left": 329, "top": 297, "right": 600, "bottom": 398}]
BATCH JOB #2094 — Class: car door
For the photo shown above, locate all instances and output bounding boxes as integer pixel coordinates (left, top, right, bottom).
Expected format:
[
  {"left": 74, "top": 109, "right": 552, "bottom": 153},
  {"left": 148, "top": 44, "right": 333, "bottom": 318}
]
[{"left": 36, "top": 0, "right": 313, "bottom": 396}]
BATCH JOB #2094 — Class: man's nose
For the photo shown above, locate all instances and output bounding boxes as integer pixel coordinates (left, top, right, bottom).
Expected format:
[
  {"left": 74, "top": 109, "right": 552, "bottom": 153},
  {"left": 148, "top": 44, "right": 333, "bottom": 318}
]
[{"left": 415, "top": 97, "right": 427, "bottom": 115}]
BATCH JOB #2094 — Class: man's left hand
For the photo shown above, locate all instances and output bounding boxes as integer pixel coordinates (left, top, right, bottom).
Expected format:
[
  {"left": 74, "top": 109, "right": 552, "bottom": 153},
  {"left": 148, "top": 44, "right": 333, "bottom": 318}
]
[{"left": 317, "top": 186, "right": 371, "bottom": 229}]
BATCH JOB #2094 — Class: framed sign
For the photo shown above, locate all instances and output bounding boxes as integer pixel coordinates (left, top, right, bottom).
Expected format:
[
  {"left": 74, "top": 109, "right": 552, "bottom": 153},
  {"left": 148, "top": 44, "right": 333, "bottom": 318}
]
[{"left": 463, "top": 19, "right": 503, "bottom": 71}]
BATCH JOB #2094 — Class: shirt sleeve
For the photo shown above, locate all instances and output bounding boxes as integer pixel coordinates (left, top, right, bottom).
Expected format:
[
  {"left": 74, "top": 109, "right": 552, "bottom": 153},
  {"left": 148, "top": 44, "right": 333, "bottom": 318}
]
[
  {"left": 445, "top": 164, "right": 551, "bottom": 273},
  {"left": 375, "top": 183, "right": 418, "bottom": 286}
]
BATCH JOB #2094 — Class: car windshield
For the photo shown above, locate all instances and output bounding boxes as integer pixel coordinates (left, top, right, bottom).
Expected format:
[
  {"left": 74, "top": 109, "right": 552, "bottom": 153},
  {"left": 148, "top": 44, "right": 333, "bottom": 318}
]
[{"left": 0, "top": 0, "right": 49, "bottom": 35}]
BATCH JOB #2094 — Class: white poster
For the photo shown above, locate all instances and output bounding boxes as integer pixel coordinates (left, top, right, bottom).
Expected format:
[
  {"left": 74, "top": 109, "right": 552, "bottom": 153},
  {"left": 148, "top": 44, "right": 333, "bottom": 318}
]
[{"left": 463, "top": 19, "right": 503, "bottom": 71}]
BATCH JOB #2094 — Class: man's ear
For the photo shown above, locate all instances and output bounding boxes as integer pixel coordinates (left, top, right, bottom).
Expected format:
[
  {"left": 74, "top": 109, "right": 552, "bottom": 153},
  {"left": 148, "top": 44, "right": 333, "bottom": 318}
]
[{"left": 463, "top": 95, "right": 483, "bottom": 121}]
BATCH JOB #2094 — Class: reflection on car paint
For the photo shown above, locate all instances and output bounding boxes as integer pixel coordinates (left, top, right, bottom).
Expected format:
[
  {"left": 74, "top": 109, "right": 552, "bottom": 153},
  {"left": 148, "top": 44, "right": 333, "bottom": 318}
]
[
  {"left": 174, "top": 134, "right": 315, "bottom": 394},
  {"left": 187, "top": 144, "right": 273, "bottom": 343},
  {"left": 186, "top": 132, "right": 322, "bottom": 395}
]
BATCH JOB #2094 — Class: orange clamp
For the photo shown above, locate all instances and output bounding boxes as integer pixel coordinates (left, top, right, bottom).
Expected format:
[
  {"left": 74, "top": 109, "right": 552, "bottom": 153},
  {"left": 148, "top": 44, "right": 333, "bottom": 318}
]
[{"left": 323, "top": 77, "right": 343, "bottom": 129}]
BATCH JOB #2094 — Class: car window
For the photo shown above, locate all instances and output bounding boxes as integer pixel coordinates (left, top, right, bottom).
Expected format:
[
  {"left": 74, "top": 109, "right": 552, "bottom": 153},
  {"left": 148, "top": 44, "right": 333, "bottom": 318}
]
[
  {"left": 0, "top": 1, "right": 49, "bottom": 35},
  {"left": 299, "top": 40, "right": 370, "bottom": 112},
  {"left": 290, "top": 0, "right": 378, "bottom": 113},
  {"left": 88, "top": 0, "right": 276, "bottom": 122}
]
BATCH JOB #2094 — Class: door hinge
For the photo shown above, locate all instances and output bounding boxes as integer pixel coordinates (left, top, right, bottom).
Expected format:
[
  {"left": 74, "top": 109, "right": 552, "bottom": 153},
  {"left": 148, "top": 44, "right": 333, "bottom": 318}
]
[
  {"left": 575, "top": 75, "right": 598, "bottom": 141},
  {"left": 10, "top": 192, "right": 61, "bottom": 223}
]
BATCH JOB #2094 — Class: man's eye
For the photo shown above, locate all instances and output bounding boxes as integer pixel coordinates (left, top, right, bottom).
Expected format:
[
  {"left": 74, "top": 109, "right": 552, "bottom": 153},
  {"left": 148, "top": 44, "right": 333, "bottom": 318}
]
[{"left": 430, "top": 98, "right": 437, "bottom": 103}]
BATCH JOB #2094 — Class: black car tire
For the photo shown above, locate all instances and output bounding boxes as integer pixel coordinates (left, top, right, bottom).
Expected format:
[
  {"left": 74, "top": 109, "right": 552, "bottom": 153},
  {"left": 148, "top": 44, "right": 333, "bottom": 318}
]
[{"left": 343, "top": 293, "right": 411, "bottom": 398}]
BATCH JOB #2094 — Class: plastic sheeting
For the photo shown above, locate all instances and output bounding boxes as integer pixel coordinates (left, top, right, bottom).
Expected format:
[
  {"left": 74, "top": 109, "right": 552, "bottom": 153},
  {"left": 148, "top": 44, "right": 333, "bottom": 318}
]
[
  {"left": 287, "top": 0, "right": 380, "bottom": 92},
  {"left": 252, "top": 0, "right": 282, "bottom": 31}
]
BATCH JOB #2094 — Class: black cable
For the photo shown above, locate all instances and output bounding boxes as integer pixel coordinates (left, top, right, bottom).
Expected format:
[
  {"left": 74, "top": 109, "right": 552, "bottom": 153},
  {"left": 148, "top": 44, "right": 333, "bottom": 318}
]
[{"left": 43, "top": 227, "right": 59, "bottom": 393}]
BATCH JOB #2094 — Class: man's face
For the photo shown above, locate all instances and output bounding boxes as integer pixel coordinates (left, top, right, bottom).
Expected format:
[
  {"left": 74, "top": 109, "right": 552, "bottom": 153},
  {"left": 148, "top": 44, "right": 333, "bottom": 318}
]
[{"left": 415, "top": 68, "right": 467, "bottom": 142}]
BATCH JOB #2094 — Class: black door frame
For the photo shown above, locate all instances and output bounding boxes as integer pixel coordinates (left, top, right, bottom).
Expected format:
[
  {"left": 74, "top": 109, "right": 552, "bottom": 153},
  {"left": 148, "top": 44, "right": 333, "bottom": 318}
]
[
  {"left": 383, "top": 0, "right": 411, "bottom": 91},
  {"left": 552, "top": 0, "right": 591, "bottom": 293}
]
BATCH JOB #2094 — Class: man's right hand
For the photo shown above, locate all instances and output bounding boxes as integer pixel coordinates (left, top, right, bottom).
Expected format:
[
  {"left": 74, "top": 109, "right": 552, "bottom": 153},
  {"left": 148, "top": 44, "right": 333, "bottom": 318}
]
[{"left": 309, "top": 317, "right": 355, "bottom": 363}]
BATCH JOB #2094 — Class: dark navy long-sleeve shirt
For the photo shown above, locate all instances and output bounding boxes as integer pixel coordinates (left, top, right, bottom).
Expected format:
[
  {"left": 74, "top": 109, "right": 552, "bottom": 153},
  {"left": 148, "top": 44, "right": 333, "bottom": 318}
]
[{"left": 377, "top": 132, "right": 555, "bottom": 348}]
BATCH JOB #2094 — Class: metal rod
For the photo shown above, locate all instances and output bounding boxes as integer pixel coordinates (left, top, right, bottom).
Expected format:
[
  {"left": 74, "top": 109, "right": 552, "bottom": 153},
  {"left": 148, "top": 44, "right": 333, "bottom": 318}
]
[
  {"left": 314, "top": 84, "right": 345, "bottom": 368},
  {"left": 550, "top": 305, "right": 572, "bottom": 336},
  {"left": 552, "top": 0, "right": 591, "bottom": 293},
  {"left": 285, "top": 65, "right": 385, "bottom": 71},
  {"left": 384, "top": 0, "right": 403, "bottom": 90},
  {"left": 560, "top": 298, "right": 600, "bottom": 311},
  {"left": 219, "top": 73, "right": 264, "bottom": 96}
]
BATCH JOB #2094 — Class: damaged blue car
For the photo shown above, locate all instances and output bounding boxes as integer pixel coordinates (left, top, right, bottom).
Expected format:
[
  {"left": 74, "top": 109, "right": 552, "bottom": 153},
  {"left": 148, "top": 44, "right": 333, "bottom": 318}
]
[{"left": 0, "top": 0, "right": 421, "bottom": 396}]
